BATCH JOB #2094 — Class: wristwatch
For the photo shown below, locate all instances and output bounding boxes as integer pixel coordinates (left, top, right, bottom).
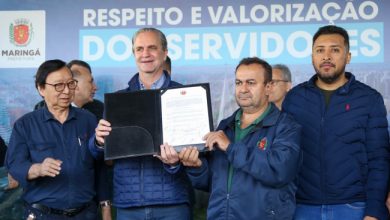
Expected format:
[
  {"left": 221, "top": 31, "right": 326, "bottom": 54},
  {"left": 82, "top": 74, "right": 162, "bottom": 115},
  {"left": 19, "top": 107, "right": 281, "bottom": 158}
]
[{"left": 99, "top": 200, "right": 112, "bottom": 207}]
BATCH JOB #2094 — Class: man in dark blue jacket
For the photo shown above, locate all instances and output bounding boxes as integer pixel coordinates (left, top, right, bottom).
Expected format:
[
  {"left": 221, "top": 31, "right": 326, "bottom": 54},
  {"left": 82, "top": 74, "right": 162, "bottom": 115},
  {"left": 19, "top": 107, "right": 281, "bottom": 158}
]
[
  {"left": 90, "top": 28, "right": 192, "bottom": 220},
  {"left": 283, "top": 25, "right": 390, "bottom": 220},
  {"left": 179, "top": 57, "right": 302, "bottom": 220}
]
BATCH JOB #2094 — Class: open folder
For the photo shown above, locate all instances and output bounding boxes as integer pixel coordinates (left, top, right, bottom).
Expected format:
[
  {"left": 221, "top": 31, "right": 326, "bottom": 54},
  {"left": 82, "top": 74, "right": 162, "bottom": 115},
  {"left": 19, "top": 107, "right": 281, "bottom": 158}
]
[{"left": 104, "top": 83, "right": 213, "bottom": 160}]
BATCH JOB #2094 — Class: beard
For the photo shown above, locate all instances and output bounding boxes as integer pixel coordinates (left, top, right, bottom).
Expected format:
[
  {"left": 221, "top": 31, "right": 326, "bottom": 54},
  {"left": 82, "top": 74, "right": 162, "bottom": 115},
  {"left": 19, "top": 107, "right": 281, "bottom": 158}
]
[{"left": 315, "top": 65, "right": 345, "bottom": 84}]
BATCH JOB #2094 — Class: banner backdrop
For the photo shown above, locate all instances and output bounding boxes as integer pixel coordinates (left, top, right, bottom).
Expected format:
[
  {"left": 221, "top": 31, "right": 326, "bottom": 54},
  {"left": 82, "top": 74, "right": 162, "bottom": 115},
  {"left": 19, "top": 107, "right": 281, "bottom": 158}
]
[{"left": 1, "top": 0, "right": 389, "bottom": 142}]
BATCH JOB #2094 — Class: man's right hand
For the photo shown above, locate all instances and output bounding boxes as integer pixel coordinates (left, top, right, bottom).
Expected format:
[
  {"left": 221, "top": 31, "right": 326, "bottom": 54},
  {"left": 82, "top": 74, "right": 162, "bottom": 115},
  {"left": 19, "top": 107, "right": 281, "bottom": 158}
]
[
  {"left": 95, "top": 119, "right": 112, "bottom": 146},
  {"left": 179, "top": 147, "right": 202, "bottom": 167},
  {"left": 101, "top": 205, "right": 112, "bottom": 220},
  {"left": 28, "top": 157, "right": 62, "bottom": 180}
]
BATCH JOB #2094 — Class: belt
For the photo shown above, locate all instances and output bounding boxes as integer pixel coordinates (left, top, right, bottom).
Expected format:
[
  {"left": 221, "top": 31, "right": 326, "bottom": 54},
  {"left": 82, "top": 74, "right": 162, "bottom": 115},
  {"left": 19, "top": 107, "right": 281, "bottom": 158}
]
[{"left": 28, "top": 202, "right": 91, "bottom": 217}]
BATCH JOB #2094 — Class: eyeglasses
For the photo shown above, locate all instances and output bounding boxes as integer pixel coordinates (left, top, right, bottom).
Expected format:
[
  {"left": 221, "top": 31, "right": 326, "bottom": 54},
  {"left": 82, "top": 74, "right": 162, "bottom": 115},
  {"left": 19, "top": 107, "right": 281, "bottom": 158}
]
[
  {"left": 45, "top": 80, "right": 78, "bottom": 92},
  {"left": 269, "top": 79, "right": 289, "bottom": 86}
]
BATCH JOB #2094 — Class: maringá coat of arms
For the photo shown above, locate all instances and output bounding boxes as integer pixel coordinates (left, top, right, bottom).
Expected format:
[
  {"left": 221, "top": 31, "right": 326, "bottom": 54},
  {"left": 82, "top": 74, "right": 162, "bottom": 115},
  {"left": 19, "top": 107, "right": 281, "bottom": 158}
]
[{"left": 9, "top": 18, "right": 33, "bottom": 46}]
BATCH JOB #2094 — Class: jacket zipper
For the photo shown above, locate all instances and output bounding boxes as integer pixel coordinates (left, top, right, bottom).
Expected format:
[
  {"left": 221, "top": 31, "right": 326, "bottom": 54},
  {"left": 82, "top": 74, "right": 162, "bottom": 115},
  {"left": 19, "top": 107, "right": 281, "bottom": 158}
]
[
  {"left": 226, "top": 163, "right": 234, "bottom": 220},
  {"left": 226, "top": 193, "right": 230, "bottom": 220},
  {"left": 319, "top": 88, "right": 329, "bottom": 204},
  {"left": 141, "top": 159, "right": 144, "bottom": 203}
]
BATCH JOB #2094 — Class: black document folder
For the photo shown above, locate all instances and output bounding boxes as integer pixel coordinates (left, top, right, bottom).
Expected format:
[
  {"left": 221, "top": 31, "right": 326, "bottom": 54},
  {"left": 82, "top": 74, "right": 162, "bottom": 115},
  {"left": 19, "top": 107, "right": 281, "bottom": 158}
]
[{"left": 104, "top": 83, "right": 213, "bottom": 160}]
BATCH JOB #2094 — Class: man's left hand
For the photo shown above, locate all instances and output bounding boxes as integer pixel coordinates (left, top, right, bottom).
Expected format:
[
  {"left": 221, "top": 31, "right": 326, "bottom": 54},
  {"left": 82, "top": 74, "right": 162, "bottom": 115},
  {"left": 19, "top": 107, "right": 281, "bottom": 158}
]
[
  {"left": 203, "top": 131, "right": 230, "bottom": 151},
  {"left": 155, "top": 143, "right": 180, "bottom": 166}
]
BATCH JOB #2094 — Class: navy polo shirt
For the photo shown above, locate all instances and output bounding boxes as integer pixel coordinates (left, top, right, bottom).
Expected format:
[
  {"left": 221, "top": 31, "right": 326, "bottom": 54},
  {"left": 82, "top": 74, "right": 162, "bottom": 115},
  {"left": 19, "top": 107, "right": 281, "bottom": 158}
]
[{"left": 6, "top": 106, "right": 97, "bottom": 209}]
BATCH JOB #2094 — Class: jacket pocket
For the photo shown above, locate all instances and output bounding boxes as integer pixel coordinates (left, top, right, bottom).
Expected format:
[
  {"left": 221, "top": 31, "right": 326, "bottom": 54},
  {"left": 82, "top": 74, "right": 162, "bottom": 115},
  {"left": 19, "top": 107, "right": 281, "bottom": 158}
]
[{"left": 266, "top": 190, "right": 295, "bottom": 220}]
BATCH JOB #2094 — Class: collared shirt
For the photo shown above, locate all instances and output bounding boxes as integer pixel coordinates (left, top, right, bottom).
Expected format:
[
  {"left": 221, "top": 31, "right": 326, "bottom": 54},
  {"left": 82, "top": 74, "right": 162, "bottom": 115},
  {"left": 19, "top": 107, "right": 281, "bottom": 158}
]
[
  {"left": 234, "top": 104, "right": 271, "bottom": 142},
  {"left": 6, "top": 106, "right": 97, "bottom": 209},
  {"left": 227, "top": 104, "right": 271, "bottom": 193},
  {"left": 138, "top": 72, "right": 166, "bottom": 90}
]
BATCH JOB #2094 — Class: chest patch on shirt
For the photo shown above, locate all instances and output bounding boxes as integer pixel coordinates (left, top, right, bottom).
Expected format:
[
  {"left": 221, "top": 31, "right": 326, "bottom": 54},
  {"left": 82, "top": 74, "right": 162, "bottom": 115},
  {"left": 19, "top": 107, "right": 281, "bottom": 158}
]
[{"left": 257, "top": 137, "right": 267, "bottom": 150}]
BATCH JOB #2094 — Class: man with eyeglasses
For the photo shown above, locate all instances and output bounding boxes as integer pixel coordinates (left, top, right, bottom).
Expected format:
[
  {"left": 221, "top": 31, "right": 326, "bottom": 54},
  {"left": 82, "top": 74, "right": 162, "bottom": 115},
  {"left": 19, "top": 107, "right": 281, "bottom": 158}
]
[
  {"left": 34, "top": 60, "right": 103, "bottom": 115},
  {"left": 268, "top": 64, "right": 292, "bottom": 110},
  {"left": 6, "top": 59, "right": 99, "bottom": 219},
  {"left": 33, "top": 76, "right": 78, "bottom": 110},
  {"left": 28, "top": 60, "right": 112, "bottom": 219}
]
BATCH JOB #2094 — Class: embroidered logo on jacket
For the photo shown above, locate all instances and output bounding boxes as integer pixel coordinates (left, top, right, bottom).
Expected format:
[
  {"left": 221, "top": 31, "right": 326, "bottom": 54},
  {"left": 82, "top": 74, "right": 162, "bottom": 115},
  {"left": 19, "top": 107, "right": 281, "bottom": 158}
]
[
  {"left": 257, "top": 137, "right": 267, "bottom": 150},
  {"left": 345, "top": 103, "right": 350, "bottom": 111}
]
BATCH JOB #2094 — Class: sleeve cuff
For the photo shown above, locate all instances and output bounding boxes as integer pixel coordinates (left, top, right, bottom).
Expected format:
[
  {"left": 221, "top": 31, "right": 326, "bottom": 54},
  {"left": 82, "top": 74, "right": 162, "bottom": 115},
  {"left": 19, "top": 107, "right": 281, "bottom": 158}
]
[
  {"left": 10, "top": 162, "right": 32, "bottom": 188},
  {"left": 365, "top": 199, "right": 388, "bottom": 220},
  {"left": 163, "top": 163, "right": 181, "bottom": 174}
]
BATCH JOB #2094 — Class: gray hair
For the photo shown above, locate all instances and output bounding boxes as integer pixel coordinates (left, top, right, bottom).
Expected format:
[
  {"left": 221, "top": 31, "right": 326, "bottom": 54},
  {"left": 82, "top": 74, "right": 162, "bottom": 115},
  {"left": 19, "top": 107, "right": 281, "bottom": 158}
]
[
  {"left": 132, "top": 28, "right": 168, "bottom": 52},
  {"left": 272, "top": 64, "right": 292, "bottom": 82}
]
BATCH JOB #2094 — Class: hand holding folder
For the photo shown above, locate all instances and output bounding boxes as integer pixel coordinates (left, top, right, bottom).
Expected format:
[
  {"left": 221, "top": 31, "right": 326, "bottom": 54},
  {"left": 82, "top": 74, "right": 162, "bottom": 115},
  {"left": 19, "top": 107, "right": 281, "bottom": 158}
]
[{"left": 103, "top": 83, "right": 213, "bottom": 160}]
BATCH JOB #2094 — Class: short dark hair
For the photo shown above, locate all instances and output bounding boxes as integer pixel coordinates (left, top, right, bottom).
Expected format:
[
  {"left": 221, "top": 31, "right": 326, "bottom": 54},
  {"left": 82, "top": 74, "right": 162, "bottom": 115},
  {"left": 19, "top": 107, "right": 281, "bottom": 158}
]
[
  {"left": 235, "top": 57, "right": 272, "bottom": 84},
  {"left": 67, "top": 60, "right": 92, "bottom": 77},
  {"left": 35, "top": 59, "right": 67, "bottom": 89},
  {"left": 313, "top": 25, "right": 350, "bottom": 51},
  {"left": 132, "top": 28, "right": 168, "bottom": 52}
]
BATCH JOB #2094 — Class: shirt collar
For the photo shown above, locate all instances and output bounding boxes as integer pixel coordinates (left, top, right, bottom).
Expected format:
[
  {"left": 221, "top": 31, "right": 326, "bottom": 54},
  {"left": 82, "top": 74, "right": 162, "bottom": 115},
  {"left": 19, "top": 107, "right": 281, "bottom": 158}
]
[
  {"left": 234, "top": 104, "right": 272, "bottom": 127},
  {"left": 138, "top": 73, "right": 166, "bottom": 90},
  {"left": 42, "top": 105, "right": 77, "bottom": 122}
]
